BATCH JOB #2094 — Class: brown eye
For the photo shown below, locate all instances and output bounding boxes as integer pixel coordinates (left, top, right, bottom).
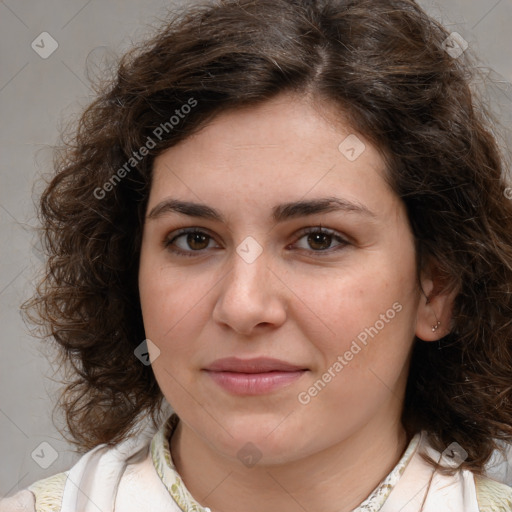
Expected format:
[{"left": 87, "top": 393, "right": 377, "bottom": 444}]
[
  {"left": 185, "top": 232, "right": 210, "bottom": 250},
  {"left": 293, "top": 227, "right": 349, "bottom": 255},
  {"left": 164, "top": 229, "right": 219, "bottom": 257},
  {"left": 307, "top": 232, "right": 332, "bottom": 251}
]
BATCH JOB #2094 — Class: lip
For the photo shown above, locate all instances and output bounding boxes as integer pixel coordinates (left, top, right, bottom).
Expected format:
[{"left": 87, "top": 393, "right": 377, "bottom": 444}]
[
  {"left": 203, "top": 357, "right": 308, "bottom": 395},
  {"left": 205, "top": 357, "right": 306, "bottom": 373}
]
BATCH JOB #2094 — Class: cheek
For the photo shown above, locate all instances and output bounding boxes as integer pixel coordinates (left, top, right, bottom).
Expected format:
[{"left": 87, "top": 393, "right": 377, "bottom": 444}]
[
  {"left": 291, "top": 252, "right": 418, "bottom": 355},
  {"left": 138, "top": 260, "right": 207, "bottom": 406},
  {"left": 293, "top": 263, "right": 418, "bottom": 427},
  {"left": 138, "top": 257, "right": 215, "bottom": 366}
]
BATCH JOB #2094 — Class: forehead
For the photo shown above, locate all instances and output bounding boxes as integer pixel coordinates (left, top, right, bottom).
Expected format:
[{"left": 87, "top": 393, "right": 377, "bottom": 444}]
[{"left": 149, "top": 93, "right": 396, "bottom": 219}]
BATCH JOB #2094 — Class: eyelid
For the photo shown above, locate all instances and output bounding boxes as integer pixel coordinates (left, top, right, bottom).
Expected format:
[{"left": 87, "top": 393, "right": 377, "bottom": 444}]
[{"left": 294, "top": 225, "right": 349, "bottom": 243}]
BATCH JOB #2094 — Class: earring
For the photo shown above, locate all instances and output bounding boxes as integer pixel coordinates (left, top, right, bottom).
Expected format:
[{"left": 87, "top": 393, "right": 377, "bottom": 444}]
[{"left": 432, "top": 321, "right": 441, "bottom": 332}]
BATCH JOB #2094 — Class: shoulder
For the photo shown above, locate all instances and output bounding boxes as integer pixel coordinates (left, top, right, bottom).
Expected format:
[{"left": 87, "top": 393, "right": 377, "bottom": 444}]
[
  {"left": 0, "top": 490, "right": 35, "bottom": 512},
  {"left": 475, "top": 473, "right": 512, "bottom": 512},
  {"left": 0, "top": 472, "right": 67, "bottom": 512},
  {"left": 28, "top": 472, "right": 68, "bottom": 512},
  {"left": 0, "top": 416, "right": 168, "bottom": 512}
]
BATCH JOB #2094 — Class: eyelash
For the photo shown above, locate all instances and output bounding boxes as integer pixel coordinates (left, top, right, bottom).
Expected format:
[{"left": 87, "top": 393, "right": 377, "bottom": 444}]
[{"left": 163, "top": 226, "right": 349, "bottom": 258}]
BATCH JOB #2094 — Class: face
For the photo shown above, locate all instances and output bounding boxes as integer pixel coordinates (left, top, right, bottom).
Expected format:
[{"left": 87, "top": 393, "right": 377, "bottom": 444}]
[{"left": 138, "top": 93, "right": 429, "bottom": 466}]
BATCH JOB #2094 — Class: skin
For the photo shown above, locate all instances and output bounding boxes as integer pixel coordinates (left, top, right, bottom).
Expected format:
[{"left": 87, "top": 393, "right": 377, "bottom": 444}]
[{"left": 138, "top": 92, "right": 454, "bottom": 512}]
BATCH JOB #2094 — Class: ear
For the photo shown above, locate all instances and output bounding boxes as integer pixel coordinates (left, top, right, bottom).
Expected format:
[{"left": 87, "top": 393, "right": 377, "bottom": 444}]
[{"left": 415, "top": 261, "right": 458, "bottom": 342}]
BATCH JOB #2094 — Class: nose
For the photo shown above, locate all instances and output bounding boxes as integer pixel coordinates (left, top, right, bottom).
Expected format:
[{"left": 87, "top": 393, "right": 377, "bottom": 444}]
[{"left": 212, "top": 247, "right": 288, "bottom": 336}]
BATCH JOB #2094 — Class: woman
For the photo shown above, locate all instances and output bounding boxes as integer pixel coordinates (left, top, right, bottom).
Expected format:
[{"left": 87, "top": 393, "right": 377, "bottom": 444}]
[{"left": 3, "top": 0, "right": 512, "bottom": 510}]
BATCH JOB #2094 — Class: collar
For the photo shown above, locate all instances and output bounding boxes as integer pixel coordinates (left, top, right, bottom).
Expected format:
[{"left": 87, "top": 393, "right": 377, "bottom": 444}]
[{"left": 150, "top": 413, "right": 421, "bottom": 512}]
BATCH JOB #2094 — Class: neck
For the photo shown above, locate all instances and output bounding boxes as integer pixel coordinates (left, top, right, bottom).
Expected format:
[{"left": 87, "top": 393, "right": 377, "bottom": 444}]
[{"left": 170, "top": 416, "right": 410, "bottom": 512}]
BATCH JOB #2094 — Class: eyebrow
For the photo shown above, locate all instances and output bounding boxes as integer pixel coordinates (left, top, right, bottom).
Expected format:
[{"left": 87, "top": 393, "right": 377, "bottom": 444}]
[{"left": 147, "top": 197, "right": 376, "bottom": 223}]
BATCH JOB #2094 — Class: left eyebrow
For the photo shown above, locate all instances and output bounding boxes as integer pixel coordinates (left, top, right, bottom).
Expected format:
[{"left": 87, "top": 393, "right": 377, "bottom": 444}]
[
  {"left": 272, "top": 197, "right": 376, "bottom": 222},
  {"left": 146, "top": 197, "right": 376, "bottom": 223}
]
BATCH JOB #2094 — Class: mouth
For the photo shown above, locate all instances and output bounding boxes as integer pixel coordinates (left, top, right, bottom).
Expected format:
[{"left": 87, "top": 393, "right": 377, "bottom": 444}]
[{"left": 203, "top": 357, "right": 308, "bottom": 395}]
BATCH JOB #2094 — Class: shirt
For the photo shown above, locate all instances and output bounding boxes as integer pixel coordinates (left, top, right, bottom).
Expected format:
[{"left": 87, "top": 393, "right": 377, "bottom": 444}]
[{"left": 2, "top": 413, "right": 512, "bottom": 512}]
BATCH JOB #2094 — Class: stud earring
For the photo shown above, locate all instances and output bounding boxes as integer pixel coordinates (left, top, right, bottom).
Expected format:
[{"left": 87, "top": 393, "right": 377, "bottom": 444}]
[{"left": 432, "top": 321, "right": 441, "bottom": 332}]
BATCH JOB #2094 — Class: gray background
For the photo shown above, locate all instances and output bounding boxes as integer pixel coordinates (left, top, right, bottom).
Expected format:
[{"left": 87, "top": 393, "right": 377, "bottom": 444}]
[{"left": 1, "top": 0, "right": 512, "bottom": 498}]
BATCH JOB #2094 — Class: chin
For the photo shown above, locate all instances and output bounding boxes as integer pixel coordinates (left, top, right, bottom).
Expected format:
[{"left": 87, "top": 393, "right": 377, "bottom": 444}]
[{"left": 203, "top": 413, "right": 316, "bottom": 466}]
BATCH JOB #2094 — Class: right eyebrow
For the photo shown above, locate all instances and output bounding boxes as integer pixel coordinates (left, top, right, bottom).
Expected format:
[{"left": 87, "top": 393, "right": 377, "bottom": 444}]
[{"left": 147, "top": 199, "right": 225, "bottom": 222}]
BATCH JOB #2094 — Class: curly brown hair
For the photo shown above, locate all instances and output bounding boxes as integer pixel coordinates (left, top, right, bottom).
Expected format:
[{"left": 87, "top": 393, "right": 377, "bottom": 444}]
[{"left": 23, "top": 0, "right": 512, "bottom": 474}]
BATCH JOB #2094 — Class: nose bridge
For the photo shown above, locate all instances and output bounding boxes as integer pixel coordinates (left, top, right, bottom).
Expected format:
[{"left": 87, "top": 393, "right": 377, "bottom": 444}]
[
  {"left": 213, "top": 239, "right": 287, "bottom": 333},
  {"left": 225, "top": 241, "right": 271, "bottom": 300}
]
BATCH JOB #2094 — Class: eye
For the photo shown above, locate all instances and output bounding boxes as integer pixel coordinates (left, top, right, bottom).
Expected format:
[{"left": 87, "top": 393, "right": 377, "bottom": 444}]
[
  {"left": 292, "top": 226, "right": 349, "bottom": 255},
  {"left": 164, "top": 226, "right": 349, "bottom": 258},
  {"left": 164, "top": 228, "right": 220, "bottom": 257}
]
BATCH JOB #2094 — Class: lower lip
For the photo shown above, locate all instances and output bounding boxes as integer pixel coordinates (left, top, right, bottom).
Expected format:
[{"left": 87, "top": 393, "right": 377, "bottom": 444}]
[{"left": 205, "top": 370, "right": 306, "bottom": 395}]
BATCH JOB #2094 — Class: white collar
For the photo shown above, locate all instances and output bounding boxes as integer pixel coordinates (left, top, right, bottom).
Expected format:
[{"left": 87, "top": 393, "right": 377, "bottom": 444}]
[{"left": 58, "top": 414, "right": 478, "bottom": 512}]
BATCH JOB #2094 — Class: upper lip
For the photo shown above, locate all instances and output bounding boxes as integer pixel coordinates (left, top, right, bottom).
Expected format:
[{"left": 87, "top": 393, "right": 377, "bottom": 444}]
[{"left": 204, "top": 357, "right": 307, "bottom": 373}]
